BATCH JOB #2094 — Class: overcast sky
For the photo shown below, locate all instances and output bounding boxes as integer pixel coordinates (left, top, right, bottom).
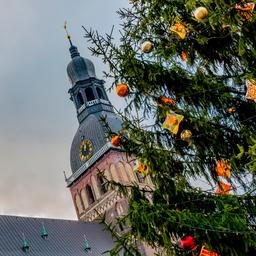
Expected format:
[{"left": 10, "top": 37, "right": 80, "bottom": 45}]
[{"left": 0, "top": 0, "right": 129, "bottom": 219}]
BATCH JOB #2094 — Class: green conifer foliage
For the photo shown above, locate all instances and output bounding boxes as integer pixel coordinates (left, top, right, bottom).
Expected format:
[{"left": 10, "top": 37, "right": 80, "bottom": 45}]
[{"left": 84, "top": 1, "right": 256, "bottom": 255}]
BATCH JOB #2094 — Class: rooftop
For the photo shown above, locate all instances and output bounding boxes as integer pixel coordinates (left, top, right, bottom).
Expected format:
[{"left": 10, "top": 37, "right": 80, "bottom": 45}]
[{"left": 0, "top": 215, "right": 116, "bottom": 255}]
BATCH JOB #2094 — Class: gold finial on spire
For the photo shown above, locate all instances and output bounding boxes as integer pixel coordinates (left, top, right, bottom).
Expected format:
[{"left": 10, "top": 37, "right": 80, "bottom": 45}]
[{"left": 64, "top": 20, "right": 73, "bottom": 46}]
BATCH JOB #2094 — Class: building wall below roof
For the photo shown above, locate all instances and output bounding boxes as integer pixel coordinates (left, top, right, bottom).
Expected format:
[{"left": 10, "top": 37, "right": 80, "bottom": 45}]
[{"left": 69, "top": 150, "right": 156, "bottom": 255}]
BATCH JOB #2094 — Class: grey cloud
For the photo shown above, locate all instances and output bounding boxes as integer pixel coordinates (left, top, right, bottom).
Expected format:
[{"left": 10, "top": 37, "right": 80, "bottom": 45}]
[{"left": 0, "top": 0, "right": 129, "bottom": 219}]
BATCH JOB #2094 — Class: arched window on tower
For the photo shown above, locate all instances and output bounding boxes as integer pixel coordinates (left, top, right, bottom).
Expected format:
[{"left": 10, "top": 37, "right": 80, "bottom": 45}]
[
  {"left": 75, "top": 193, "right": 84, "bottom": 214},
  {"left": 85, "top": 87, "right": 95, "bottom": 101},
  {"left": 97, "top": 176, "right": 107, "bottom": 195},
  {"left": 96, "top": 87, "right": 105, "bottom": 100},
  {"left": 86, "top": 184, "right": 95, "bottom": 205},
  {"left": 76, "top": 92, "right": 84, "bottom": 108},
  {"left": 80, "top": 189, "right": 88, "bottom": 209}
]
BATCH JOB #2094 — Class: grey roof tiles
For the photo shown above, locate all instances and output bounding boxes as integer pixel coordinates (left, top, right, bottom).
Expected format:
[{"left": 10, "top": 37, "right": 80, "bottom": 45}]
[{"left": 0, "top": 215, "right": 115, "bottom": 255}]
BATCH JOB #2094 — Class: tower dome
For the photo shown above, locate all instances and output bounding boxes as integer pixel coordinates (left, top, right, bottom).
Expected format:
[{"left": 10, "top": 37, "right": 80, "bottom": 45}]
[{"left": 67, "top": 45, "right": 96, "bottom": 86}]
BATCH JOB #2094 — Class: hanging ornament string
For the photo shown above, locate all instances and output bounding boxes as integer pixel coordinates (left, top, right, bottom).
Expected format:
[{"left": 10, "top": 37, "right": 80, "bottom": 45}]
[
  {"left": 168, "top": 84, "right": 245, "bottom": 99},
  {"left": 161, "top": 216, "right": 256, "bottom": 234},
  {"left": 136, "top": 7, "right": 234, "bottom": 42},
  {"left": 119, "top": 61, "right": 248, "bottom": 102},
  {"left": 168, "top": 209, "right": 256, "bottom": 217},
  {"left": 166, "top": 195, "right": 256, "bottom": 208},
  {"left": 240, "top": 114, "right": 256, "bottom": 123}
]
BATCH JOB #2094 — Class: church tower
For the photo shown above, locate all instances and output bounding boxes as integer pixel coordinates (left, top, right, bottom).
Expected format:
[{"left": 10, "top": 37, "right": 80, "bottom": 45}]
[{"left": 64, "top": 39, "right": 152, "bottom": 230}]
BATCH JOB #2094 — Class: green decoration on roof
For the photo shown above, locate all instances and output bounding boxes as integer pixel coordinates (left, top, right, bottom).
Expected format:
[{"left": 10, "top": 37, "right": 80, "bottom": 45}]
[
  {"left": 84, "top": 236, "right": 91, "bottom": 255},
  {"left": 41, "top": 222, "right": 48, "bottom": 239},
  {"left": 22, "top": 233, "right": 29, "bottom": 252}
]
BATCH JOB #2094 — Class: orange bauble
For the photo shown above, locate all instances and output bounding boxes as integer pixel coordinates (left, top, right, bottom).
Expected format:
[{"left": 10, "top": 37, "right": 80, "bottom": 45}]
[
  {"left": 111, "top": 135, "right": 121, "bottom": 147},
  {"left": 181, "top": 51, "right": 187, "bottom": 61},
  {"left": 227, "top": 107, "right": 235, "bottom": 113},
  {"left": 116, "top": 83, "right": 129, "bottom": 97},
  {"left": 160, "top": 96, "right": 176, "bottom": 105}
]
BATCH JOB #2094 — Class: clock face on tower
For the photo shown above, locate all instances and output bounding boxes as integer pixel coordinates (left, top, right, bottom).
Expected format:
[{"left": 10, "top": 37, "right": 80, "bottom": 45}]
[{"left": 79, "top": 139, "right": 93, "bottom": 161}]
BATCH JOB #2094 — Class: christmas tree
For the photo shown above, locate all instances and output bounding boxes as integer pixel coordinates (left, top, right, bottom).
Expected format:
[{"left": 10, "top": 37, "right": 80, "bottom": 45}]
[{"left": 84, "top": 0, "right": 256, "bottom": 255}]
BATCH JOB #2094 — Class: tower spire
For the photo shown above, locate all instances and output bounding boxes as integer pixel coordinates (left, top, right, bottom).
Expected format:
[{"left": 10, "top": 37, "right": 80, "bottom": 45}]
[
  {"left": 64, "top": 20, "right": 73, "bottom": 47},
  {"left": 64, "top": 21, "right": 80, "bottom": 59}
]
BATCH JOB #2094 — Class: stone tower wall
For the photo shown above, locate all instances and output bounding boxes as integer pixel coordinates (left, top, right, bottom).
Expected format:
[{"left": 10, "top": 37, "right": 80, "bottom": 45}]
[{"left": 70, "top": 150, "right": 153, "bottom": 222}]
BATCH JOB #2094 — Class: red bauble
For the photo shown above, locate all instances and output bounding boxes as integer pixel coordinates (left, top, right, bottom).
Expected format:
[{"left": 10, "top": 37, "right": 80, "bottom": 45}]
[{"left": 180, "top": 235, "right": 197, "bottom": 251}]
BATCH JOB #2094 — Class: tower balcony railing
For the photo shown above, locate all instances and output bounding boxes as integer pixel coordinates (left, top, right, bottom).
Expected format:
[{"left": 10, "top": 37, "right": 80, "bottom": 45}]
[
  {"left": 99, "top": 99, "right": 110, "bottom": 104},
  {"left": 77, "top": 104, "right": 86, "bottom": 114},
  {"left": 66, "top": 142, "right": 121, "bottom": 186},
  {"left": 86, "top": 99, "right": 110, "bottom": 106},
  {"left": 77, "top": 99, "right": 112, "bottom": 114},
  {"left": 87, "top": 99, "right": 99, "bottom": 106}
]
